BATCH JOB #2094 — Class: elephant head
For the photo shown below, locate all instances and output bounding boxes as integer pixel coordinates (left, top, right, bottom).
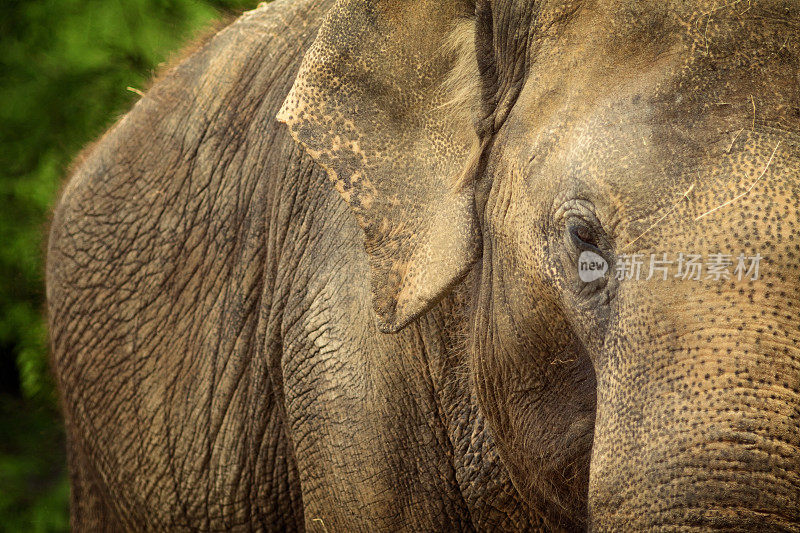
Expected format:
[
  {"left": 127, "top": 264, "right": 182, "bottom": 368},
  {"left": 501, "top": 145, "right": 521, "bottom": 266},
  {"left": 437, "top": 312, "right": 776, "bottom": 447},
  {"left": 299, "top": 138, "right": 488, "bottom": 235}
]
[{"left": 279, "top": 0, "right": 800, "bottom": 529}]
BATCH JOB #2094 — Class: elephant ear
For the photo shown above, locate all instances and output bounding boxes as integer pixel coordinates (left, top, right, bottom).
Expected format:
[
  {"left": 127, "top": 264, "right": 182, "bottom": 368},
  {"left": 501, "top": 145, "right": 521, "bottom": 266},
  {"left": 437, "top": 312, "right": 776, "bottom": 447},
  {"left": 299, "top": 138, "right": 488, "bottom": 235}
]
[{"left": 278, "top": 0, "right": 482, "bottom": 333}]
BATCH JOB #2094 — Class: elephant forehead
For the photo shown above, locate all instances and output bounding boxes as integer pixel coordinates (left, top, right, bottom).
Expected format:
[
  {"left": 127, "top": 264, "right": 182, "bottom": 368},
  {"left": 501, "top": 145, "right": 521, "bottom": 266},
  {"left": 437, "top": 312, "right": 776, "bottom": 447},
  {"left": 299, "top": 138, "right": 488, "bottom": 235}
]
[
  {"left": 527, "top": 0, "right": 798, "bottom": 71},
  {"left": 535, "top": 0, "right": 798, "bottom": 29},
  {"left": 497, "top": 0, "right": 799, "bottom": 223}
]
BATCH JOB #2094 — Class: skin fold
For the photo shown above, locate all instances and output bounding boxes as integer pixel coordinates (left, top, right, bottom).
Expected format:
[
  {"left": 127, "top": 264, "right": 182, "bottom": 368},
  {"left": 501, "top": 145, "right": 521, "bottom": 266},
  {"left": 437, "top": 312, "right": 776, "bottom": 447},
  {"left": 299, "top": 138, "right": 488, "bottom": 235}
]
[{"left": 47, "top": 0, "right": 800, "bottom": 530}]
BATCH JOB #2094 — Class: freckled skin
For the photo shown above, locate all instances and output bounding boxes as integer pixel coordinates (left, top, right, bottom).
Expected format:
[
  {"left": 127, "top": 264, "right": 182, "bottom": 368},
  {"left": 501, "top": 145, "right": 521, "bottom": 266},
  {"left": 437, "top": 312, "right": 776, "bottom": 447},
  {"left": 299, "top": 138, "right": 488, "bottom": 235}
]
[{"left": 49, "top": 0, "right": 800, "bottom": 531}]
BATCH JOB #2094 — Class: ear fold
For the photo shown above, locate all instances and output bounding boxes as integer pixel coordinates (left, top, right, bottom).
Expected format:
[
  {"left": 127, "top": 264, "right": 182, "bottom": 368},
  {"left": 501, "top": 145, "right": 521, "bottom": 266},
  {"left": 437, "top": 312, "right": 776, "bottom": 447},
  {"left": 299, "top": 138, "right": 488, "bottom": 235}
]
[{"left": 278, "top": 0, "right": 482, "bottom": 333}]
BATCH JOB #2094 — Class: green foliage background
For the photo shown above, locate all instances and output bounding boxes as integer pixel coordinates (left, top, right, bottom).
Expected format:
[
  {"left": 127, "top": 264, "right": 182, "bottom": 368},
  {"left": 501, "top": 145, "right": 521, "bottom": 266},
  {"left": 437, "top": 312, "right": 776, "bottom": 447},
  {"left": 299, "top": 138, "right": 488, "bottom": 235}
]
[{"left": 0, "top": 0, "right": 256, "bottom": 529}]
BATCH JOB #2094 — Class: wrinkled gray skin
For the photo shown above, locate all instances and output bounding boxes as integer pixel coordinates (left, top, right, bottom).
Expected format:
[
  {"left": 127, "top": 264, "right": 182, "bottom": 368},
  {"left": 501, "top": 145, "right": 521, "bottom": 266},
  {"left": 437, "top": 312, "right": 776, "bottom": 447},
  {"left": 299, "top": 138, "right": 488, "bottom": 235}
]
[{"left": 47, "top": 0, "right": 800, "bottom": 530}]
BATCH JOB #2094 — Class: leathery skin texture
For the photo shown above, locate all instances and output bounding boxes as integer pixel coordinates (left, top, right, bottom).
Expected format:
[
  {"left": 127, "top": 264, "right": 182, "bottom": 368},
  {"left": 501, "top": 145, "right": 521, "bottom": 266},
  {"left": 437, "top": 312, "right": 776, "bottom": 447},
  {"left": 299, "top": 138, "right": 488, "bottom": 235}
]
[{"left": 48, "top": 0, "right": 800, "bottom": 530}]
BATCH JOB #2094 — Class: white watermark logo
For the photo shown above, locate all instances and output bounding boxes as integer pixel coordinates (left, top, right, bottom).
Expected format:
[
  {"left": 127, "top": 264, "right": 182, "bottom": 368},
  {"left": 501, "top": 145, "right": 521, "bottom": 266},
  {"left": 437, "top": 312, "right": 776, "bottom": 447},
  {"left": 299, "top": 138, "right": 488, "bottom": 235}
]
[
  {"left": 578, "top": 251, "right": 609, "bottom": 282},
  {"left": 578, "top": 252, "right": 763, "bottom": 282}
]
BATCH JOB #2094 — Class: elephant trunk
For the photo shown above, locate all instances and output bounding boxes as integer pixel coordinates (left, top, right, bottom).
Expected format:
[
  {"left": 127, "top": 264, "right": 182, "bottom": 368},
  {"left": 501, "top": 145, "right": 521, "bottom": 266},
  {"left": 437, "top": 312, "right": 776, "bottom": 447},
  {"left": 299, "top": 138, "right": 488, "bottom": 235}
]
[{"left": 588, "top": 277, "right": 800, "bottom": 529}]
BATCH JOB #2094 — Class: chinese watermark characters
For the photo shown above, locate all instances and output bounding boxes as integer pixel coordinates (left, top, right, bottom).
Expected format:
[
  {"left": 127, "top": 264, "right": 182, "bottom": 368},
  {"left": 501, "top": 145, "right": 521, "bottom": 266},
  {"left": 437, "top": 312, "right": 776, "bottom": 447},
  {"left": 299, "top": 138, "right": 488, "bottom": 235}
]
[{"left": 612, "top": 252, "right": 763, "bottom": 282}]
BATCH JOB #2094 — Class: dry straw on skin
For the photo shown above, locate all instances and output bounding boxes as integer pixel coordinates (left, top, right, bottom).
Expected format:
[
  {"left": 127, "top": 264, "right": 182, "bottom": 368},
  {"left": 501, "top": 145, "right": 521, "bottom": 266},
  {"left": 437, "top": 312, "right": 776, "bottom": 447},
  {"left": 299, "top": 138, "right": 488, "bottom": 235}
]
[
  {"left": 695, "top": 140, "right": 782, "bottom": 221},
  {"left": 697, "top": 0, "right": 755, "bottom": 56},
  {"left": 727, "top": 128, "right": 745, "bottom": 153},
  {"left": 621, "top": 183, "right": 696, "bottom": 251},
  {"left": 621, "top": 138, "right": 782, "bottom": 250}
]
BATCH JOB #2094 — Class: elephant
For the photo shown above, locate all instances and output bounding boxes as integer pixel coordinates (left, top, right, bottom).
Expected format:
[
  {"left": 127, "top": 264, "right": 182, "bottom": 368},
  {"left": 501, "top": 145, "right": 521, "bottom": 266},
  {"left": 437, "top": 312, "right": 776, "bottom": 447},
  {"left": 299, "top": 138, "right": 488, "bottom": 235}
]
[{"left": 46, "top": 0, "right": 800, "bottom": 530}]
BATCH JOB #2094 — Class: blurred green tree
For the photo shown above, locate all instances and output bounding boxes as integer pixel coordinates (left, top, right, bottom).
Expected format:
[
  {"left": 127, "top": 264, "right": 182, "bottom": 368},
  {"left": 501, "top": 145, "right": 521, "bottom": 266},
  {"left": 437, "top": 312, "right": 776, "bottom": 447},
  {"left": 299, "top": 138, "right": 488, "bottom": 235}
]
[{"left": 0, "top": 0, "right": 258, "bottom": 529}]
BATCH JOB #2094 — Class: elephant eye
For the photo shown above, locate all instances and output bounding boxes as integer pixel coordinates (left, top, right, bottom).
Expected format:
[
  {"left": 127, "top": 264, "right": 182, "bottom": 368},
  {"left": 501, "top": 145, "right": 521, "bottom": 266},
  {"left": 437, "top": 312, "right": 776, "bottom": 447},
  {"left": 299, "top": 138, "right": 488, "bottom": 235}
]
[{"left": 568, "top": 223, "right": 602, "bottom": 253}]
